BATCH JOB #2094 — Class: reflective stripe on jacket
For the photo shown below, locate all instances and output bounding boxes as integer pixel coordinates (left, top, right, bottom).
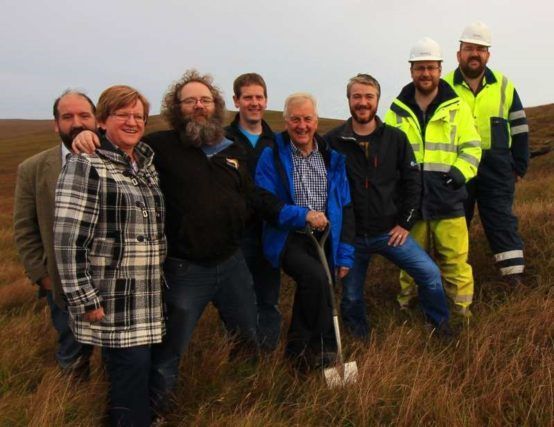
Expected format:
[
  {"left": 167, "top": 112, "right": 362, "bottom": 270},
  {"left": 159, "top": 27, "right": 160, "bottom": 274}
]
[
  {"left": 384, "top": 80, "right": 482, "bottom": 220},
  {"left": 444, "top": 67, "right": 529, "bottom": 177}
]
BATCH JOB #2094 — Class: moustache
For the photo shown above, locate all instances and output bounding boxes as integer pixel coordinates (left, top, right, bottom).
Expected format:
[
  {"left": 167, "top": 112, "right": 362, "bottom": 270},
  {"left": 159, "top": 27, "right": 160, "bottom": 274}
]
[{"left": 354, "top": 105, "right": 371, "bottom": 111}]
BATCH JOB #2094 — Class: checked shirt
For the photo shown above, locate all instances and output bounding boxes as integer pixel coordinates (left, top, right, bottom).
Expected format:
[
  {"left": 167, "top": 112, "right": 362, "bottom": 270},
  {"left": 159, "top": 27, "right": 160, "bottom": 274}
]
[
  {"left": 54, "top": 138, "right": 166, "bottom": 348},
  {"left": 291, "top": 142, "right": 328, "bottom": 212}
]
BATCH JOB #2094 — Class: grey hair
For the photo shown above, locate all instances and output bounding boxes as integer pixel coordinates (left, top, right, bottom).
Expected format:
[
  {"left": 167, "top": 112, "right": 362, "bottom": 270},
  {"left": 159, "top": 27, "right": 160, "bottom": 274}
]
[{"left": 283, "top": 92, "right": 318, "bottom": 118}]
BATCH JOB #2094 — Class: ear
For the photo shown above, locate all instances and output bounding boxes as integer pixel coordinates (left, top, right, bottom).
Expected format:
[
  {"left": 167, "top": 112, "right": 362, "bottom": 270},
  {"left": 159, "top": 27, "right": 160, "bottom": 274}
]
[
  {"left": 233, "top": 95, "right": 240, "bottom": 109},
  {"left": 54, "top": 120, "right": 60, "bottom": 134},
  {"left": 457, "top": 50, "right": 462, "bottom": 63}
]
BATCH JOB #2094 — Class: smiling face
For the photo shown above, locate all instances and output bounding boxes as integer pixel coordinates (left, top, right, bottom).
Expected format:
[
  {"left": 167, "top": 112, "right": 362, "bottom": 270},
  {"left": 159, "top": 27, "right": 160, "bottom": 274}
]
[
  {"left": 348, "top": 82, "right": 379, "bottom": 125},
  {"left": 99, "top": 100, "right": 145, "bottom": 155},
  {"left": 54, "top": 94, "right": 97, "bottom": 149},
  {"left": 233, "top": 84, "right": 267, "bottom": 126},
  {"left": 458, "top": 42, "right": 490, "bottom": 79},
  {"left": 285, "top": 99, "right": 318, "bottom": 151},
  {"left": 179, "top": 81, "right": 215, "bottom": 123},
  {"left": 410, "top": 60, "right": 442, "bottom": 95}
]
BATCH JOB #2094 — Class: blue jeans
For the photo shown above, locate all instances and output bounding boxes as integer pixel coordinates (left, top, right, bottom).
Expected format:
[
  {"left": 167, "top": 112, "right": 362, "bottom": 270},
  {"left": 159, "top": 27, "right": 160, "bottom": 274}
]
[
  {"left": 341, "top": 234, "right": 449, "bottom": 337},
  {"left": 150, "top": 250, "right": 258, "bottom": 413},
  {"left": 102, "top": 345, "right": 154, "bottom": 427},
  {"left": 45, "top": 291, "right": 93, "bottom": 370},
  {"left": 241, "top": 226, "right": 281, "bottom": 351}
]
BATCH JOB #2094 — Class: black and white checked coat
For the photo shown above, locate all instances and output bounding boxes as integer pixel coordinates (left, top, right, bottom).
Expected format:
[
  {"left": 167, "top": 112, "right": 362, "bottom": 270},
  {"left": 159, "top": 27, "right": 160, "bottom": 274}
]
[{"left": 54, "top": 138, "right": 166, "bottom": 348}]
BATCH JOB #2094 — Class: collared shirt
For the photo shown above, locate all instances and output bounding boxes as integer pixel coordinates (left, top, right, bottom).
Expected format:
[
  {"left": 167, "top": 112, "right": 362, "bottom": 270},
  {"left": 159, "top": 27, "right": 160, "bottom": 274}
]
[
  {"left": 291, "top": 141, "right": 327, "bottom": 212},
  {"left": 61, "top": 143, "right": 71, "bottom": 167}
]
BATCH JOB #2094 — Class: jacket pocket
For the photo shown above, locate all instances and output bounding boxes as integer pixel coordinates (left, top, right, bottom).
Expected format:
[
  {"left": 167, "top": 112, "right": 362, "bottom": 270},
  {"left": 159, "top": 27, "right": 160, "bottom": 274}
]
[
  {"left": 490, "top": 117, "right": 509, "bottom": 151},
  {"left": 90, "top": 233, "right": 124, "bottom": 269}
]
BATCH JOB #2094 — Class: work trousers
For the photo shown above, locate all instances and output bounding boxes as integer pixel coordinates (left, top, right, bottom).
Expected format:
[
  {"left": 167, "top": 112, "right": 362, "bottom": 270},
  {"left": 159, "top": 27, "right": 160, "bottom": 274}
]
[
  {"left": 398, "top": 217, "right": 474, "bottom": 316},
  {"left": 281, "top": 233, "right": 336, "bottom": 358},
  {"left": 465, "top": 168, "right": 524, "bottom": 277}
]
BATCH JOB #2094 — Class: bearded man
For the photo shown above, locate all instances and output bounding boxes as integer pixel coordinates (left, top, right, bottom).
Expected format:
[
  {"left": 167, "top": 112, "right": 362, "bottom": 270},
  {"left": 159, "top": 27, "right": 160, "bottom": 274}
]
[
  {"left": 72, "top": 70, "right": 283, "bottom": 416},
  {"left": 325, "top": 74, "right": 451, "bottom": 340}
]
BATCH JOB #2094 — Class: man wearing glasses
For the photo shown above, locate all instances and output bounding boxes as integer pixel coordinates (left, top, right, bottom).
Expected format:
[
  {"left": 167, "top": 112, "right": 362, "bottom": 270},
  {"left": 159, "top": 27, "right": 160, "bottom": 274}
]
[
  {"left": 325, "top": 74, "right": 451, "bottom": 340},
  {"left": 385, "top": 38, "right": 482, "bottom": 324},
  {"left": 444, "top": 22, "right": 529, "bottom": 289},
  {"left": 72, "top": 70, "right": 283, "bottom": 416}
]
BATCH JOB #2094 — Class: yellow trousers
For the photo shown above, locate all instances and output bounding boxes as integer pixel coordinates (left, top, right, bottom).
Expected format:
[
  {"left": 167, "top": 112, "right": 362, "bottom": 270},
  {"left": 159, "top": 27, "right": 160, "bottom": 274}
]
[{"left": 398, "top": 217, "right": 474, "bottom": 315}]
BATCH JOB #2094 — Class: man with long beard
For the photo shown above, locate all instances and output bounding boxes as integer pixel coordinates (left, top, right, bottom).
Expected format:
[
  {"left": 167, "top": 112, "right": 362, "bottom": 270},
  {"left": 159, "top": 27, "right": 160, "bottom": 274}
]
[
  {"left": 444, "top": 22, "right": 529, "bottom": 288},
  {"left": 72, "top": 70, "right": 283, "bottom": 416},
  {"left": 384, "top": 38, "right": 482, "bottom": 324},
  {"left": 325, "top": 74, "right": 451, "bottom": 340},
  {"left": 14, "top": 90, "right": 96, "bottom": 379}
]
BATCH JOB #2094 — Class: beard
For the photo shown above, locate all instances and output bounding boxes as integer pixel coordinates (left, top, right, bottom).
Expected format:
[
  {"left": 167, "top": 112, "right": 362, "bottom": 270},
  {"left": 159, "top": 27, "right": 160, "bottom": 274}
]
[
  {"left": 460, "top": 57, "right": 486, "bottom": 79},
  {"left": 414, "top": 78, "right": 439, "bottom": 96},
  {"left": 350, "top": 105, "right": 376, "bottom": 125},
  {"left": 184, "top": 113, "right": 224, "bottom": 147},
  {"left": 59, "top": 127, "right": 90, "bottom": 150}
]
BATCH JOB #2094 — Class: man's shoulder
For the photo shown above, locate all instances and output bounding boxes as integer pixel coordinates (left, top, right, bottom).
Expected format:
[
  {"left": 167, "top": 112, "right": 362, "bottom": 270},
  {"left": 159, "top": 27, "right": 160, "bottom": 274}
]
[
  {"left": 18, "top": 144, "right": 59, "bottom": 172},
  {"left": 143, "top": 130, "right": 179, "bottom": 146},
  {"left": 324, "top": 120, "right": 350, "bottom": 144}
]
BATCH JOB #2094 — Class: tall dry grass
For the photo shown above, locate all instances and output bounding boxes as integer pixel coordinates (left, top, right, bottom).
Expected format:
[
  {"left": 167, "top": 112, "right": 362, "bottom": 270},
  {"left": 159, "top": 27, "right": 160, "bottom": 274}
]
[{"left": 0, "top": 111, "right": 552, "bottom": 426}]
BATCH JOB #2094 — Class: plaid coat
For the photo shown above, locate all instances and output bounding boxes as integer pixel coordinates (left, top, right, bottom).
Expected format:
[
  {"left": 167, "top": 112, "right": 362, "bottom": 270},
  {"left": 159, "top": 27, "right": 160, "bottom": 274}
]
[{"left": 54, "top": 138, "right": 166, "bottom": 348}]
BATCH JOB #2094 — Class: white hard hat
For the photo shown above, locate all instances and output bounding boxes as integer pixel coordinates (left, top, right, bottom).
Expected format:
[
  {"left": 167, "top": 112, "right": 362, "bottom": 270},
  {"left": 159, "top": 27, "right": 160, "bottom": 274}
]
[
  {"left": 409, "top": 37, "right": 443, "bottom": 62},
  {"left": 459, "top": 21, "right": 492, "bottom": 47}
]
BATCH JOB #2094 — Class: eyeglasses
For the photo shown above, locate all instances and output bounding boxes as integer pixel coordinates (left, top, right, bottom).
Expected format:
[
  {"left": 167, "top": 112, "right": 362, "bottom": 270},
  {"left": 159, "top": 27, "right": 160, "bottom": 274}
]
[
  {"left": 179, "top": 97, "right": 214, "bottom": 106},
  {"left": 412, "top": 65, "right": 441, "bottom": 73},
  {"left": 111, "top": 112, "right": 145, "bottom": 122},
  {"left": 461, "top": 45, "right": 489, "bottom": 53}
]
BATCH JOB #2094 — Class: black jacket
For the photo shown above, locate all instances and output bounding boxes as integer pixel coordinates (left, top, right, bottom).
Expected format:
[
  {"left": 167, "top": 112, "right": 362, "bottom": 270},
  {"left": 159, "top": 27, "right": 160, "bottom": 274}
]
[
  {"left": 325, "top": 117, "right": 421, "bottom": 236},
  {"left": 225, "top": 114, "right": 276, "bottom": 177},
  {"left": 144, "top": 130, "right": 282, "bottom": 264}
]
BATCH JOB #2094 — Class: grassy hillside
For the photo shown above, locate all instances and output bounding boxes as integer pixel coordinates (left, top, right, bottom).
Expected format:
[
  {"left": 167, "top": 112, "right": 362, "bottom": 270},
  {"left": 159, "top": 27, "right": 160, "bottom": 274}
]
[{"left": 0, "top": 109, "right": 552, "bottom": 426}]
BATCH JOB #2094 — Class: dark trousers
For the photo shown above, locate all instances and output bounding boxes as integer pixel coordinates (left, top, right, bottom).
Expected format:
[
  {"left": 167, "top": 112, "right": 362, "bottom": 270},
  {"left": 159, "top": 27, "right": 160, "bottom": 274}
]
[
  {"left": 150, "top": 251, "right": 258, "bottom": 414},
  {"left": 45, "top": 291, "right": 93, "bottom": 371},
  {"left": 465, "top": 165, "right": 524, "bottom": 276},
  {"left": 102, "top": 345, "right": 153, "bottom": 427},
  {"left": 241, "top": 226, "right": 282, "bottom": 351},
  {"left": 281, "top": 233, "right": 336, "bottom": 358}
]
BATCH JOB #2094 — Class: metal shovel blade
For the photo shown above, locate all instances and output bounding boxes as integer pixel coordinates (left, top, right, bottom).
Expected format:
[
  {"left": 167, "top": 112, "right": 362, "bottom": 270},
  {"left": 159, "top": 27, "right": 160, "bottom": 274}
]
[{"left": 324, "top": 361, "right": 358, "bottom": 388}]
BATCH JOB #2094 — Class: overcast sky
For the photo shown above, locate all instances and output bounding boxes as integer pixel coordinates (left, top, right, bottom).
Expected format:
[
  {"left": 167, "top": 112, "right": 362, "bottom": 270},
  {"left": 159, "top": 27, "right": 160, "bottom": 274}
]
[{"left": 1, "top": 0, "right": 553, "bottom": 120}]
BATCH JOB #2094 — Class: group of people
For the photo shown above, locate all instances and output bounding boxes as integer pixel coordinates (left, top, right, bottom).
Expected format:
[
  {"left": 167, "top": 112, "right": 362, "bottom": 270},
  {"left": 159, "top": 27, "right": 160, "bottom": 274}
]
[{"left": 13, "top": 21, "right": 528, "bottom": 427}]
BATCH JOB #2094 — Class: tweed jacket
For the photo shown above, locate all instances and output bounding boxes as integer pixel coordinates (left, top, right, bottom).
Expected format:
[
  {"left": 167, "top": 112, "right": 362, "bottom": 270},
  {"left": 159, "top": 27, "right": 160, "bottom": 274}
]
[
  {"left": 14, "top": 144, "right": 67, "bottom": 307},
  {"left": 54, "top": 137, "right": 166, "bottom": 347}
]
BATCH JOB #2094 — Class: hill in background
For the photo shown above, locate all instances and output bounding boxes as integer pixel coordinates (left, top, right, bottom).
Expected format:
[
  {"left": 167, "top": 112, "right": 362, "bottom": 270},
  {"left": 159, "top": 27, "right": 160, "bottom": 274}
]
[{"left": 0, "top": 106, "right": 552, "bottom": 426}]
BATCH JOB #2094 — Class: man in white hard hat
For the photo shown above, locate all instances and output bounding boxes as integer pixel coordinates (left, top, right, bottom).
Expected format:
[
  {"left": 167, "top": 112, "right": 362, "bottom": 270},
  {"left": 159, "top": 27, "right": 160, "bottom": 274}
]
[
  {"left": 444, "top": 21, "right": 529, "bottom": 288},
  {"left": 385, "top": 37, "right": 482, "bottom": 322}
]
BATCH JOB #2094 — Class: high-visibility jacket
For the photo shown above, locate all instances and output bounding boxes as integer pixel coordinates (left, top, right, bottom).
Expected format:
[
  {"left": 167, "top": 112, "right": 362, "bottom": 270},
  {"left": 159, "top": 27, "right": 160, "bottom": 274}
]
[
  {"left": 443, "top": 67, "right": 529, "bottom": 178},
  {"left": 384, "top": 80, "right": 481, "bottom": 220}
]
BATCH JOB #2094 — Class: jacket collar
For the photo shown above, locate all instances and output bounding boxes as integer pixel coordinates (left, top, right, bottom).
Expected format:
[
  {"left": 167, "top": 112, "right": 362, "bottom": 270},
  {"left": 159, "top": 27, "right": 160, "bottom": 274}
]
[
  {"left": 229, "top": 113, "right": 274, "bottom": 139},
  {"left": 337, "top": 116, "right": 385, "bottom": 141},
  {"left": 97, "top": 132, "right": 155, "bottom": 170},
  {"left": 453, "top": 66, "right": 496, "bottom": 85}
]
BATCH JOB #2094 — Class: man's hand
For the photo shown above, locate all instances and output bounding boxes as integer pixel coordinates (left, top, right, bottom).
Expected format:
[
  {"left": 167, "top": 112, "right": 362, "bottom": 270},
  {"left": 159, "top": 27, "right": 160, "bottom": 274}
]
[
  {"left": 388, "top": 225, "right": 409, "bottom": 247},
  {"left": 336, "top": 266, "right": 350, "bottom": 279},
  {"left": 38, "top": 276, "right": 53, "bottom": 291},
  {"left": 306, "top": 211, "right": 328, "bottom": 231},
  {"left": 84, "top": 307, "right": 105, "bottom": 322},
  {"left": 72, "top": 130, "right": 100, "bottom": 154}
]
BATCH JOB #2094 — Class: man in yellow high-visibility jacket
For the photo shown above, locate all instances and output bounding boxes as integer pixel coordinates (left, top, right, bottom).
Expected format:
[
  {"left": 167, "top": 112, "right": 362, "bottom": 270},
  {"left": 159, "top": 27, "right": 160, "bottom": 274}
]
[
  {"left": 444, "top": 21, "right": 529, "bottom": 287},
  {"left": 385, "top": 37, "right": 481, "bottom": 319}
]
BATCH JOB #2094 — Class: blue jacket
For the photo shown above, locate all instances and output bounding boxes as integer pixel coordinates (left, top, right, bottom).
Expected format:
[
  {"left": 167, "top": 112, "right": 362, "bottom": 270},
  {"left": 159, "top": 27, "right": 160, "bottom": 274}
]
[{"left": 255, "top": 131, "right": 355, "bottom": 269}]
